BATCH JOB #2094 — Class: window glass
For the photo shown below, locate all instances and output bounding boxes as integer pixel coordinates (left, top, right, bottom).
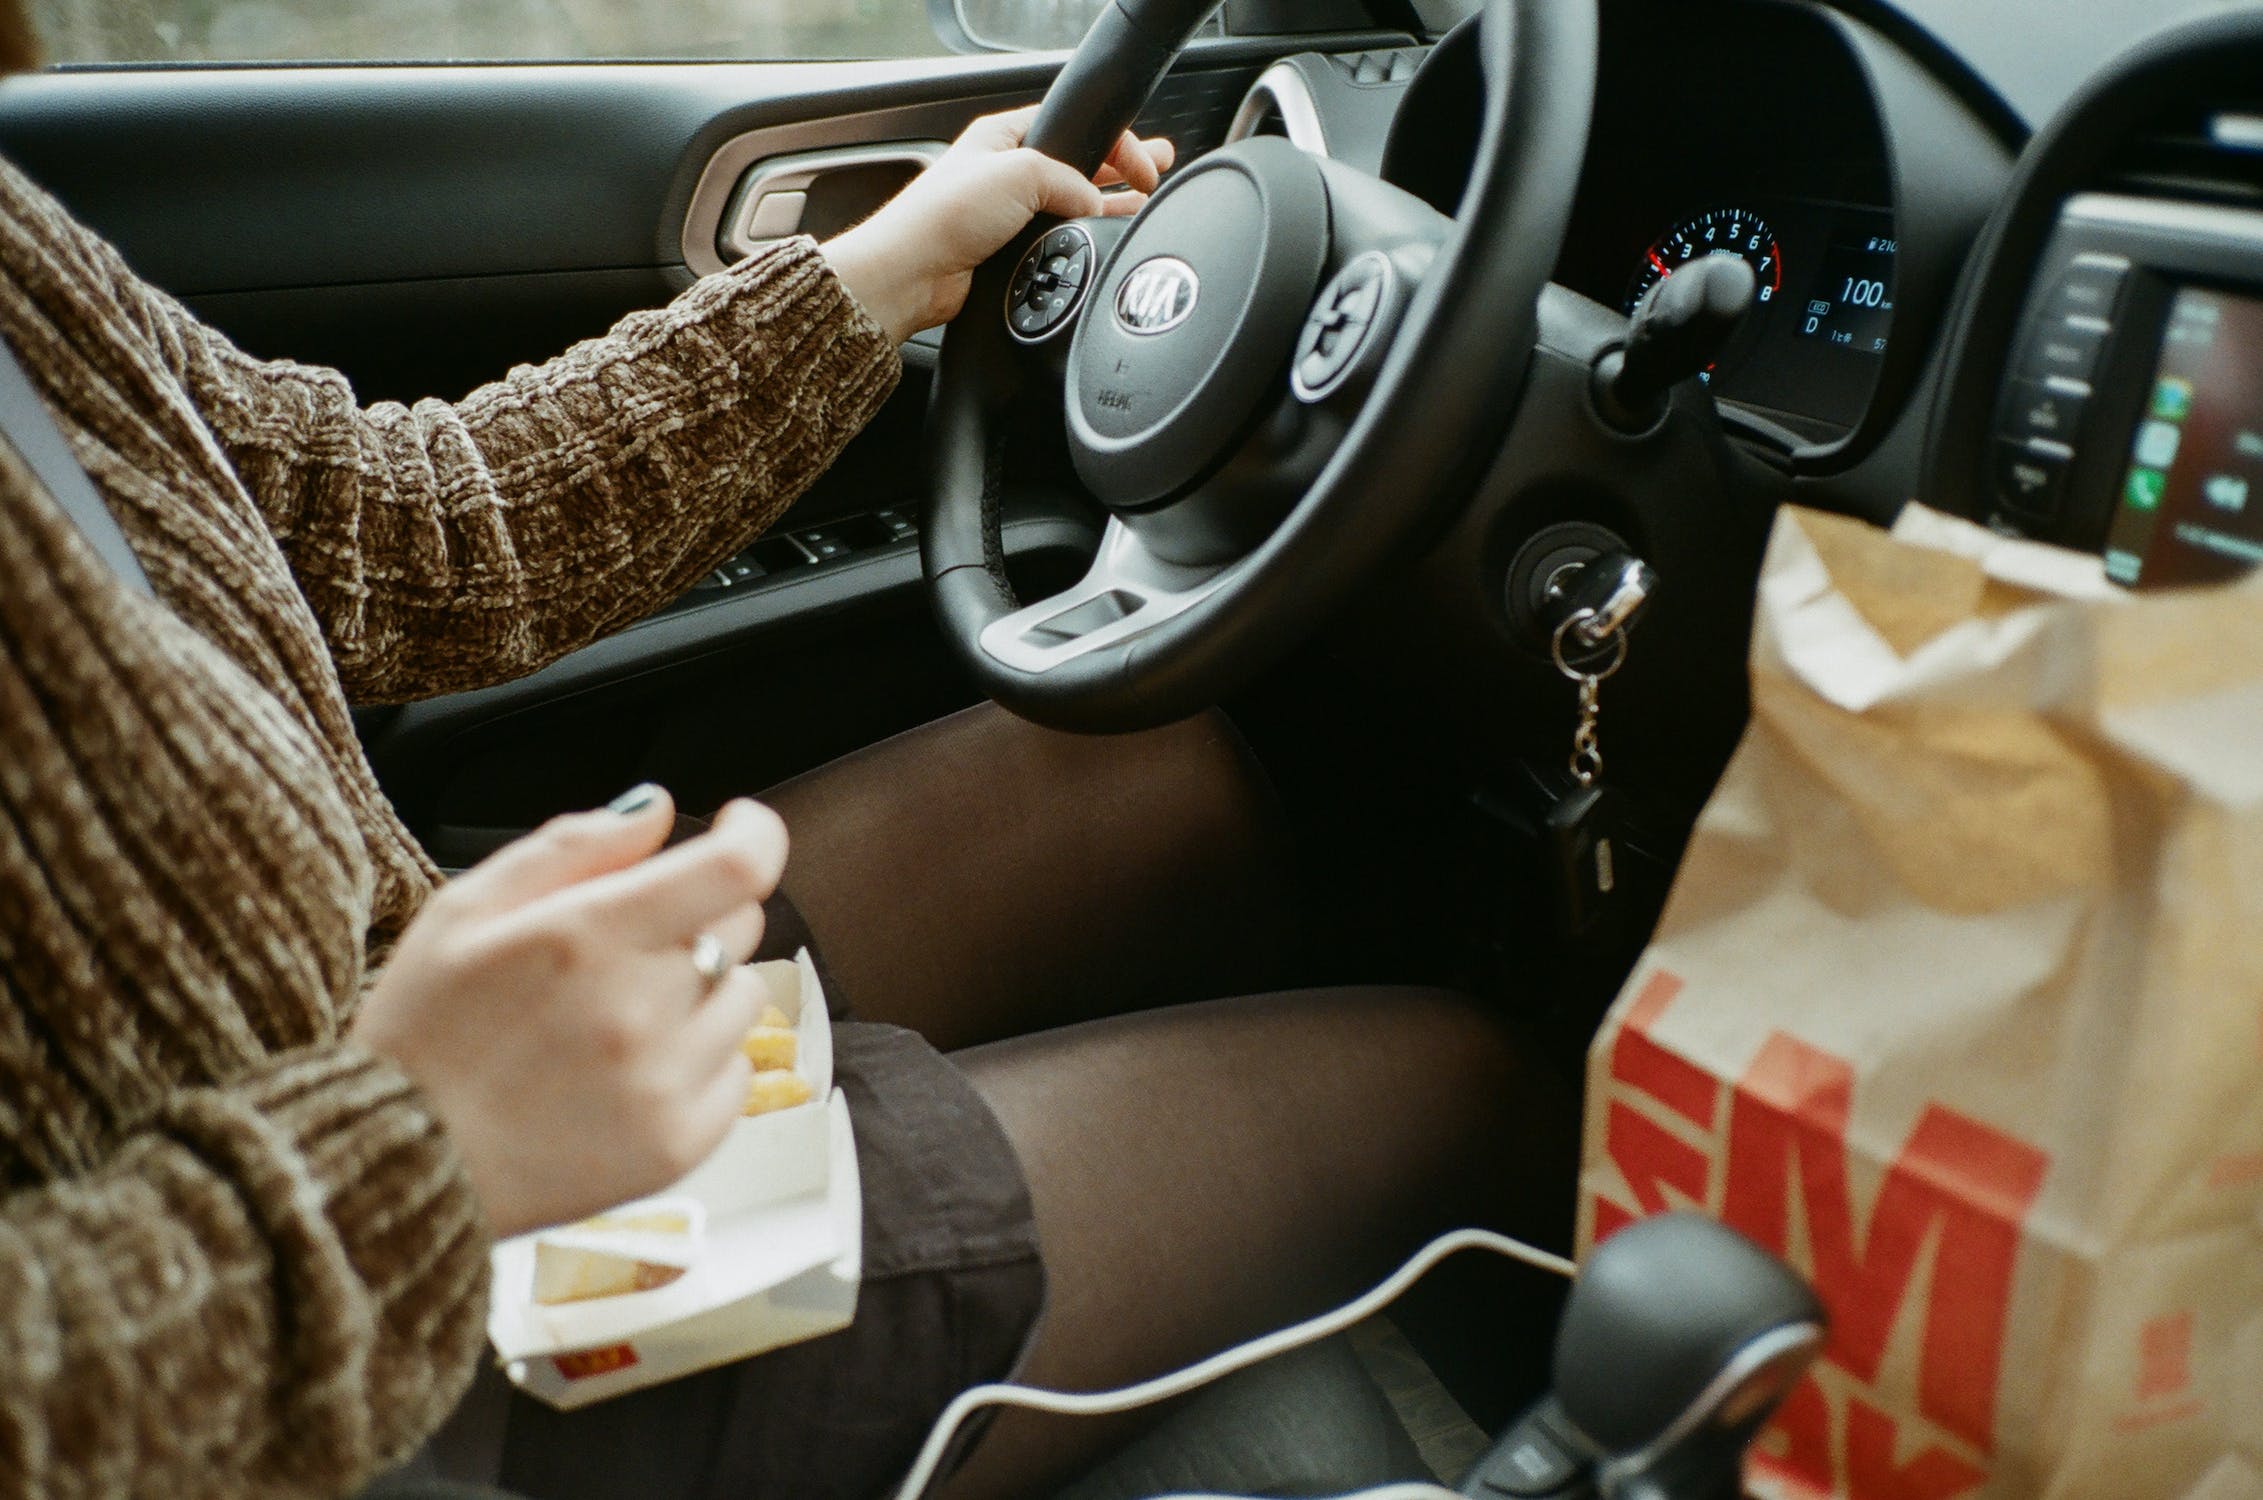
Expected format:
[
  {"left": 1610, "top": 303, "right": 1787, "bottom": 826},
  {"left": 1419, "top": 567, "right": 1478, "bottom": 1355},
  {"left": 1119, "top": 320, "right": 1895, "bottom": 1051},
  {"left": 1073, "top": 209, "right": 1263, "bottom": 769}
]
[
  {"left": 1885, "top": 0, "right": 2263, "bottom": 125},
  {"left": 954, "top": 0, "right": 1102, "bottom": 52},
  {"left": 28, "top": 0, "right": 953, "bottom": 64},
  {"left": 956, "top": 0, "right": 1224, "bottom": 56}
]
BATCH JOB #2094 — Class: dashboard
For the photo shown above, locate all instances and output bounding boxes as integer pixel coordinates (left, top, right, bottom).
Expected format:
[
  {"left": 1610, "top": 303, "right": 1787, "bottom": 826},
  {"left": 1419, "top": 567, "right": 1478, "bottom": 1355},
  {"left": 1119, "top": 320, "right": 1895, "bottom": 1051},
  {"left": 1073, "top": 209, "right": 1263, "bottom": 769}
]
[
  {"left": 1379, "top": 0, "right": 1901, "bottom": 441},
  {"left": 1221, "top": 0, "right": 2263, "bottom": 602}
]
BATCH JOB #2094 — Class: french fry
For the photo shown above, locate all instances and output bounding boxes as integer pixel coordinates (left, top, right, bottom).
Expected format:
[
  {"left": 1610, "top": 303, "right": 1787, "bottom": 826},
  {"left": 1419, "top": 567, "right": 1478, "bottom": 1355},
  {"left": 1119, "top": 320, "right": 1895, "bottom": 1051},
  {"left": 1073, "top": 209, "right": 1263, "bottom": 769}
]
[
  {"left": 578, "top": 1209, "right": 693, "bottom": 1236},
  {"left": 743, "top": 1068, "right": 812, "bottom": 1116},
  {"left": 532, "top": 1252, "right": 687, "bottom": 1305},
  {"left": 741, "top": 1025, "right": 798, "bottom": 1072}
]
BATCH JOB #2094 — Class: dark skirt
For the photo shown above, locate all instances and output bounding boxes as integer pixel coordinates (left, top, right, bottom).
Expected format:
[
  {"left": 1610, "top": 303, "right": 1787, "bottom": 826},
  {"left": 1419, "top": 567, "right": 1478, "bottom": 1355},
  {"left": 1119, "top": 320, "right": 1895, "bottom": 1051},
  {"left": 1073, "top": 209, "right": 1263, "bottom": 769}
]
[{"left": 430, "top": 1018, "right": 1046, "bottom": 1500}]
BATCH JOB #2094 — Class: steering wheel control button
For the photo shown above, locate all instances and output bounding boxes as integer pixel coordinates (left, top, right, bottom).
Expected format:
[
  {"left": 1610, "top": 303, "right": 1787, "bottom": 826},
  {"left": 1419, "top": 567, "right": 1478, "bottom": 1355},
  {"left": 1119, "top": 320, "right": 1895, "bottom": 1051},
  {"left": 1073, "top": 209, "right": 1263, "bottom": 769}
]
[
  {"left": 1293, "top": 251, "right": 1394, "bottom": 402},
  {"left": 1006, "top": 224, "right": 1095, "bottom": 344},
  {"left": 1034, "top": 228, "right": 1092, "bottom": 287},
  {"left": 1996, "top": 438, "right": 2074, "bottom": 518}
]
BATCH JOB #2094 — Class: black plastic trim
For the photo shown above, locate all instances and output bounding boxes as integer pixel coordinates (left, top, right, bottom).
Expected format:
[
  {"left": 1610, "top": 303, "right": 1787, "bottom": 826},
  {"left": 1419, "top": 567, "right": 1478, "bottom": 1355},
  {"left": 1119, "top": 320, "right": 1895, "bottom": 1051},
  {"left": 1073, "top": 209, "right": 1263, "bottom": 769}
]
[
  {"left": 1809, "top": 0, "right": 2026, "bottom": 148},
  {"left": 1787, "top": 3, "right": 2015, "bottom": 475},
  {"left": 367, "top": 507, "right": 1097, "bottom": 771}
]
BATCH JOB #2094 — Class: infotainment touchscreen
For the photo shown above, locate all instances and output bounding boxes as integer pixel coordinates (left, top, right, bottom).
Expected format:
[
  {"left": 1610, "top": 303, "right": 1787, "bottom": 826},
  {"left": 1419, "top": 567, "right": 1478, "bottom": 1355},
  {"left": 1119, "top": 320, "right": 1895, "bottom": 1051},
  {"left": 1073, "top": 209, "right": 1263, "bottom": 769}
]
[{"left": 2102, "top": 286, "right": 2263, "bottom": 588}]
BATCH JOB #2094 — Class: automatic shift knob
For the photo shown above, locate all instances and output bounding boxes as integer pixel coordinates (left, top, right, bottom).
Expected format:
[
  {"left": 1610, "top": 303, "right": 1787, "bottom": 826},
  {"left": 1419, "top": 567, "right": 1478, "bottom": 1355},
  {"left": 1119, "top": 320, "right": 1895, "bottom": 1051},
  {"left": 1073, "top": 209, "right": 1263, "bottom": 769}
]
[
  {"left": 1557, "top": 1215, "right": 1824, "bottom": 1497},
  {"left": 1460, "top": 1214, "right": 1824, "bottom": 1500},
  {"left": 1593, "top": 255, "right": 1759, "bottom": 432}
]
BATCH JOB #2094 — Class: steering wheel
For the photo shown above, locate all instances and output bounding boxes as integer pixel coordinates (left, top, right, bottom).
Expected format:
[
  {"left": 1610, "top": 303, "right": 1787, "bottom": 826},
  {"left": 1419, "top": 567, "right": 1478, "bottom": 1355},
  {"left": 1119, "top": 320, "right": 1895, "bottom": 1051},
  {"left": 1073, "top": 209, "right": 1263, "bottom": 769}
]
[{"left": 923, "top": 0, "right": 1598, "bottom": 733}]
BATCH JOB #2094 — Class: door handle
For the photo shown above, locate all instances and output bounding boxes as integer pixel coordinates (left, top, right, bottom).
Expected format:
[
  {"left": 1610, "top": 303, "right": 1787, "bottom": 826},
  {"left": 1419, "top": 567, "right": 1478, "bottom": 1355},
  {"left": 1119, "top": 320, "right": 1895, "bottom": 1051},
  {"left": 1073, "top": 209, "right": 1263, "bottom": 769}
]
[{"left": 718, "top": 143, "right": 947, "bottom": 262}]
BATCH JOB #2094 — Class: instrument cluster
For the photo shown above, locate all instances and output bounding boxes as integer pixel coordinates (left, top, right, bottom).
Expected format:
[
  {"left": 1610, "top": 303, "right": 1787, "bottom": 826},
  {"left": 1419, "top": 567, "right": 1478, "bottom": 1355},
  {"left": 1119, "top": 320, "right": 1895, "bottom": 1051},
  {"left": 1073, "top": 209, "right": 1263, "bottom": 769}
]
[{"left": 1383, "top": 0, "right": 1900, "bottom": 440}]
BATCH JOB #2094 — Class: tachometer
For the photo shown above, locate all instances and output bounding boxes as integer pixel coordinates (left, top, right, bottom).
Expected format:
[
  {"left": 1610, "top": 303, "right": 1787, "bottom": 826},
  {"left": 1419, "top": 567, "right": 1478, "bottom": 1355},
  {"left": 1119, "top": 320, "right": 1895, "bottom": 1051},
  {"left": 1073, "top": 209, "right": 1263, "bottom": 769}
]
[{"left": 1625, "top": 208, "right": 1784, "bottom": 316}]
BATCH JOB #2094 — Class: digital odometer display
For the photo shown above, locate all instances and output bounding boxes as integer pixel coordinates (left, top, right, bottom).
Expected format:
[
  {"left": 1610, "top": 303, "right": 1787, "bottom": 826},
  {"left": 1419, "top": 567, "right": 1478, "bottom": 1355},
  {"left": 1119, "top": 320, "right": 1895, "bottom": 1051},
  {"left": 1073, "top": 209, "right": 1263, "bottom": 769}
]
[
  {"left": 1625, "top": 208, "right": 1784, "bottom": 315},
  {"left": 1795, "top": 232, "right": 1896, "bottom": 354}
]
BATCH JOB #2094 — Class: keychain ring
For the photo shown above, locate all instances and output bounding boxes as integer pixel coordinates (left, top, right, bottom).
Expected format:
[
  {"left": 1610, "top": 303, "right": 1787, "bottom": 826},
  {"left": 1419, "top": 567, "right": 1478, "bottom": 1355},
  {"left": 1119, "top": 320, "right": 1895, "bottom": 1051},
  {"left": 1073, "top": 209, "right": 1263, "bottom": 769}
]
[{"left": 1552, "top": 610, "right": 1629, "bottom": 682}]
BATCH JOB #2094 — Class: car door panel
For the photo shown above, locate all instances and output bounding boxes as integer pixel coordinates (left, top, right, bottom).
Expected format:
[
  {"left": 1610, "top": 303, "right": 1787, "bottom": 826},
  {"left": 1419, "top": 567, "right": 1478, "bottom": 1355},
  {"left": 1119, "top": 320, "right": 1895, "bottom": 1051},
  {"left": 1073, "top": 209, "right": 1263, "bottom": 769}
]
[
  {"left": 0, "top": 35, "right": 1407, "bottom": 837},
  {"left": 176, "top": 268, "right": 677, "bottom": 406}
]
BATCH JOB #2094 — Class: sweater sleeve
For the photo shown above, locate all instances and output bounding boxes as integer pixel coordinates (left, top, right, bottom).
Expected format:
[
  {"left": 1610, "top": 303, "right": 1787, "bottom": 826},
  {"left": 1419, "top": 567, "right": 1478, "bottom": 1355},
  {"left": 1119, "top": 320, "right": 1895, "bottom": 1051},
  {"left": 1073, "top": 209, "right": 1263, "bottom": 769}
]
[
  {"left": 0, "top": 371, "right": 498, "bottom": 1496},
  {"left": 0, "top": 1041, "right": 492, "bottom": 1499},
  {"left": 130, "top": 240, "right": 902, "bottom": 705}
]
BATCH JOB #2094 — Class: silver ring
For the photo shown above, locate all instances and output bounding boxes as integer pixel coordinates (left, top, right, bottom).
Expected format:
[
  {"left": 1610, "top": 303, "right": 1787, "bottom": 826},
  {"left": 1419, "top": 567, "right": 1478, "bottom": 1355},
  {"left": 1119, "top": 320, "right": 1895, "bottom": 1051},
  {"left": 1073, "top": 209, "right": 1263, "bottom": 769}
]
[{"left": 691, "top": 932, "right": 732, "bottom": 989}]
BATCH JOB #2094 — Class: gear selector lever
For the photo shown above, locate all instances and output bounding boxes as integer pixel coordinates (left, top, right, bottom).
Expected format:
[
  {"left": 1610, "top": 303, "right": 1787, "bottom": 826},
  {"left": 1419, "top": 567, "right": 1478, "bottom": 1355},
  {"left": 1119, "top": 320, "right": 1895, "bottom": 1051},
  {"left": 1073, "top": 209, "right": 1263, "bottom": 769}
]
[
  {"left": 1593, "top": 256, "right": 1759, "bottom": 433},
  {"left": 1460, "top": 1214, "right": 1826, "bottom": 1500}
]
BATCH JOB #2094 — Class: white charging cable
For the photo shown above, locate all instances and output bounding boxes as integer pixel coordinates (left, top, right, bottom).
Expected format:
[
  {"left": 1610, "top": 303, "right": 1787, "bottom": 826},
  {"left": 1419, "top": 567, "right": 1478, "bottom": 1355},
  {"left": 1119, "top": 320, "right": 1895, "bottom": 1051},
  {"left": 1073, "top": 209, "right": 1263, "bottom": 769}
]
[{"left": 888, "top": 1227, "right": 1579, "bottom": 1500}]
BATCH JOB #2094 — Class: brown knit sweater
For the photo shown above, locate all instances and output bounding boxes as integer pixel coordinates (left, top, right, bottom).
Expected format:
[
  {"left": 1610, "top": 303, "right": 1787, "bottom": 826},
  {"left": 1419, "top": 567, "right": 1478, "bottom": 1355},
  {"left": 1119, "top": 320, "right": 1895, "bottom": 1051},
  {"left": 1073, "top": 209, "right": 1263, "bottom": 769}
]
[{"left": 0, "top": 155, "right": 900, "bottom": 1495}]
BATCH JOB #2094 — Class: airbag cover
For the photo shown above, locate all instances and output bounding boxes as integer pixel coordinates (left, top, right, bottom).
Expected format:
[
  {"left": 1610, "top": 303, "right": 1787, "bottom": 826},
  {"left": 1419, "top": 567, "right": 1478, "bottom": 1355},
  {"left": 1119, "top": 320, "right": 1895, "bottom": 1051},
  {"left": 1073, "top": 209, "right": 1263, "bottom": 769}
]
[{"left": 1066, "top": 137, "right": 1329, "bottom": 508}]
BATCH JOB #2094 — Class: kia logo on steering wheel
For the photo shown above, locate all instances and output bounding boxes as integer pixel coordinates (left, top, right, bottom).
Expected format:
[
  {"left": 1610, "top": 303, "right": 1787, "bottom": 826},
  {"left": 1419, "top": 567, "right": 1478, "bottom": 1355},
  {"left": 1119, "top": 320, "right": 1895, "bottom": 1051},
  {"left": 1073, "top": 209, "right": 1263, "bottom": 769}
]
[{"left": 1114, "top": 257, "right": 1199, "bottom": 336}]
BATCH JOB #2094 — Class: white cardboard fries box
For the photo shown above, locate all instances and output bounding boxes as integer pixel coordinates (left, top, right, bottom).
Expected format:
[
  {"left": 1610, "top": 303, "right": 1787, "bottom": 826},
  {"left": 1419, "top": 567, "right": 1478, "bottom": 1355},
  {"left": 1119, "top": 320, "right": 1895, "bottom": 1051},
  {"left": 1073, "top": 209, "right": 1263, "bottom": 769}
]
[{"left": 486, "top": 948, "right": 863, "bottom": 1409}]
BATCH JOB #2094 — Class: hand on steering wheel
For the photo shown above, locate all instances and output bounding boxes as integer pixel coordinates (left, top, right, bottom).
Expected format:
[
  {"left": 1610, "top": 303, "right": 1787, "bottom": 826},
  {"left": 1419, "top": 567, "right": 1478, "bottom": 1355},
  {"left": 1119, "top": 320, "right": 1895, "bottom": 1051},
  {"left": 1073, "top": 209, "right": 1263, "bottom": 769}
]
[{"left": 821, "top": 108, "right": 1175, "bottom": 344}]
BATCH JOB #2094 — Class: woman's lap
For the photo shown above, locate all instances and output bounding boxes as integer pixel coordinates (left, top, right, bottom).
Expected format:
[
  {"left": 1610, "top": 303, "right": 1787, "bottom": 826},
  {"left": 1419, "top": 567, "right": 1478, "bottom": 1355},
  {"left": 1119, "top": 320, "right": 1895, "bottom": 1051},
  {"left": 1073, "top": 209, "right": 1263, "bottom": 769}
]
[
  {"left": 421, "top": 705, "right": 1570, "bottom": 1500},
  {"left": 756, "top": 703, "right": 1301, "bottom": 1052}
]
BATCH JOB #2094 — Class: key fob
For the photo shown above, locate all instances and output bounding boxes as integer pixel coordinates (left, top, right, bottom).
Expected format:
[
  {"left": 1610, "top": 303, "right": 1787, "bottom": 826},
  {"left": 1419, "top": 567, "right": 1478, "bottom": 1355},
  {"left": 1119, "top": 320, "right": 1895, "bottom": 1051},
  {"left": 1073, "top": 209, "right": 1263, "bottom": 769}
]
[{"left": 1546, "top": 783, "right": 1625, "bottom": 940}]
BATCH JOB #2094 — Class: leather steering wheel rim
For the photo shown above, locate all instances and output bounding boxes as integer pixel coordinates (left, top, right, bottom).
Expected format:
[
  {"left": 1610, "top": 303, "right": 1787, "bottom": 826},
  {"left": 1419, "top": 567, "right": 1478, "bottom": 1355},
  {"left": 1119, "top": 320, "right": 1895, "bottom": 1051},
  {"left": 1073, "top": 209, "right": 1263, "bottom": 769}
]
[{"left": 922, "top": 0, "right": 1598, "bottom": 734}]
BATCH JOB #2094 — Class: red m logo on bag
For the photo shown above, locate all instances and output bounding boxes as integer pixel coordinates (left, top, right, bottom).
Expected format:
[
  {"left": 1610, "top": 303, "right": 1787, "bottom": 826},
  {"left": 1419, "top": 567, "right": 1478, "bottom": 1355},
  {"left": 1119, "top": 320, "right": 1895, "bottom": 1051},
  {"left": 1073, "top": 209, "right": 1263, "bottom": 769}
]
[{"left": 1592, "top": 971, "right": 2051, "bottom": 1497}]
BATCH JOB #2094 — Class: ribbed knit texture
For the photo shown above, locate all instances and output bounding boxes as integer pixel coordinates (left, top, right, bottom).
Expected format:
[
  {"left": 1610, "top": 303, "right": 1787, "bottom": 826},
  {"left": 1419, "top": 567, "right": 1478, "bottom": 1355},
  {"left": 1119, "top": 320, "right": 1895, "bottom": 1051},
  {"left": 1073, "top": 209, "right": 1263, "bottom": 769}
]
[{"left": 0, "top": 152, "right": 901, "bottom": 1498}]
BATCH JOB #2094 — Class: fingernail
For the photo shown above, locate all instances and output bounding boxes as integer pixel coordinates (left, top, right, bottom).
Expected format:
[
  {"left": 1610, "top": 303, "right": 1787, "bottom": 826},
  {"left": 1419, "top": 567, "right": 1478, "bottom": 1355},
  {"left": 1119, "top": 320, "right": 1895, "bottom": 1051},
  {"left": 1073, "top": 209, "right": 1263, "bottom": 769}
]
[{"left": 606, "top": 783, "right": 663, "bottom": 815}]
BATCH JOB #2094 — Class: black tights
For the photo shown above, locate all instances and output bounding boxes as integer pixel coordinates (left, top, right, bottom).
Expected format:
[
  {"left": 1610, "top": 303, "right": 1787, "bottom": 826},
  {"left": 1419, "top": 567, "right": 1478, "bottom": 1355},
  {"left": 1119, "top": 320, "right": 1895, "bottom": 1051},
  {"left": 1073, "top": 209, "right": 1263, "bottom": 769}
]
[{"left": 757, "top": 706, "right": 1580, "bottom": 1500}]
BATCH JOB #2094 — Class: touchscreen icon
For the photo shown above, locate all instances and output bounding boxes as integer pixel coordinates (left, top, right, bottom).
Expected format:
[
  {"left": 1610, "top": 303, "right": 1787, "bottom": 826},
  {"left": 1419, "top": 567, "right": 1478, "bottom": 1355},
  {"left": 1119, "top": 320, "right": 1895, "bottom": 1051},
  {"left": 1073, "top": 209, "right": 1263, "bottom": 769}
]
[
  {"left": 2125, "top": 468, "right": 2167, "bottom": 512},
  {"left": 2204, "top": 474, "right": 2250, "bottom": 513},
  {"left": 2150, "top": 377, "right": 2194, "bottom": 423},
  {"left": 2134, "top": 421, "right": 2183, "bottom": 470}
]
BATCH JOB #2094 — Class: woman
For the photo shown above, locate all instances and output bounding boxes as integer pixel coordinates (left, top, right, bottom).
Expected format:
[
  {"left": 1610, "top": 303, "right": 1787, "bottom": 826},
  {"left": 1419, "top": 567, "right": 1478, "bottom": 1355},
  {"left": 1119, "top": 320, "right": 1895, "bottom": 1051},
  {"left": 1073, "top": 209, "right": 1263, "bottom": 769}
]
[{"left": 0, "top": 8, "right": 1574, "bottom": 1499}]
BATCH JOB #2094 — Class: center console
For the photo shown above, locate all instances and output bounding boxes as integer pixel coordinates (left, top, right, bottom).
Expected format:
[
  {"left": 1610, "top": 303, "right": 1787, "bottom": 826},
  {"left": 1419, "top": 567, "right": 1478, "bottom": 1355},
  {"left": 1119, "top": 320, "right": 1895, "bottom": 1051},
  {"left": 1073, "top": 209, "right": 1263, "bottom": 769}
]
[{"left": 1986, "top": 191, "right": 2263, "bottom": 588}]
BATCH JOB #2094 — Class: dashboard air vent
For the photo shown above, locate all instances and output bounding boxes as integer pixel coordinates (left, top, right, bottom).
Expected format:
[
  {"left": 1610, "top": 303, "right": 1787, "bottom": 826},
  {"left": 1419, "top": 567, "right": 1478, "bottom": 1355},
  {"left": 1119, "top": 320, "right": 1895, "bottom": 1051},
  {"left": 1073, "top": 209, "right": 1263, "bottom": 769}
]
[
  {"left": 2103, "top": 106, "right": 2263, "bottom": 208},
  {"left": 1325, "top": 48, "right": 1422, "bottom": 86}
]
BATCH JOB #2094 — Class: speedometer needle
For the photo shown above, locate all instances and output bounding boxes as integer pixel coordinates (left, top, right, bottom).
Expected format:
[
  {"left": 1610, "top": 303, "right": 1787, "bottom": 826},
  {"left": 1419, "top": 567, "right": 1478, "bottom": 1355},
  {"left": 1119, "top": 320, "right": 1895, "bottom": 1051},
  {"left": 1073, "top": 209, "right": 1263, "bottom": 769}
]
[{"left": 1649, "top": 252, "right": 1669, "bottom": 277}]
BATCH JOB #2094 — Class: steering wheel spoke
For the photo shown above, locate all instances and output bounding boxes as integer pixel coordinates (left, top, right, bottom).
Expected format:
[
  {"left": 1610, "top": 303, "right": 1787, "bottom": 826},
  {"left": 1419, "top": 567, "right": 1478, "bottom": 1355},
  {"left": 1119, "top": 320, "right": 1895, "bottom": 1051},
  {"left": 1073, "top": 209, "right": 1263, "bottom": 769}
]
[{"left": 976, "top": 516, "right": 1235, "bottom": 675}]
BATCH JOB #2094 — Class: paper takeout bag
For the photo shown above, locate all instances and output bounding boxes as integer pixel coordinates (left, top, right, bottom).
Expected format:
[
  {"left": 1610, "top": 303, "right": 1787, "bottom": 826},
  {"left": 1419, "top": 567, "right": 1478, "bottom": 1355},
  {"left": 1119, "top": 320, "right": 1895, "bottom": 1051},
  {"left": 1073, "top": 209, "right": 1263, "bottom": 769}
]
[
  {"left": 1579, "top": 505, "right": 2263, "bottom": 1499},
  {"left": 487, "top": 947, "right": 862, "bottom": 1409}
]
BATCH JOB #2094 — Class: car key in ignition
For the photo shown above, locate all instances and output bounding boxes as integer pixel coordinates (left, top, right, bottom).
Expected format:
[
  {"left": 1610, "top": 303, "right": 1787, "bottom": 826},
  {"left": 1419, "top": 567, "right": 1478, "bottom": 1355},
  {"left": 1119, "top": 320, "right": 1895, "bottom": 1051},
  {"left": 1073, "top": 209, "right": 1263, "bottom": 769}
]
[{"left": 1541, "top": 553, "right": 1655, "bottom": 944}]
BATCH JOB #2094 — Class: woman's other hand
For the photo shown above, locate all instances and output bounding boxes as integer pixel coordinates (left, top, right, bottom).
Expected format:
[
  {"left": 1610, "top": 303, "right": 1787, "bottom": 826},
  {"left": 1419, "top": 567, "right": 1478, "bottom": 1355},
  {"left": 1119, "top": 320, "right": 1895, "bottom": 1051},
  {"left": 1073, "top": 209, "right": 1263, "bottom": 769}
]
[
  {"left": 821, "top": 106, "right": 1175, "bottom": 344},
  {"left": 352, "top": 788, "right": 787, "bottom": 1239}
]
